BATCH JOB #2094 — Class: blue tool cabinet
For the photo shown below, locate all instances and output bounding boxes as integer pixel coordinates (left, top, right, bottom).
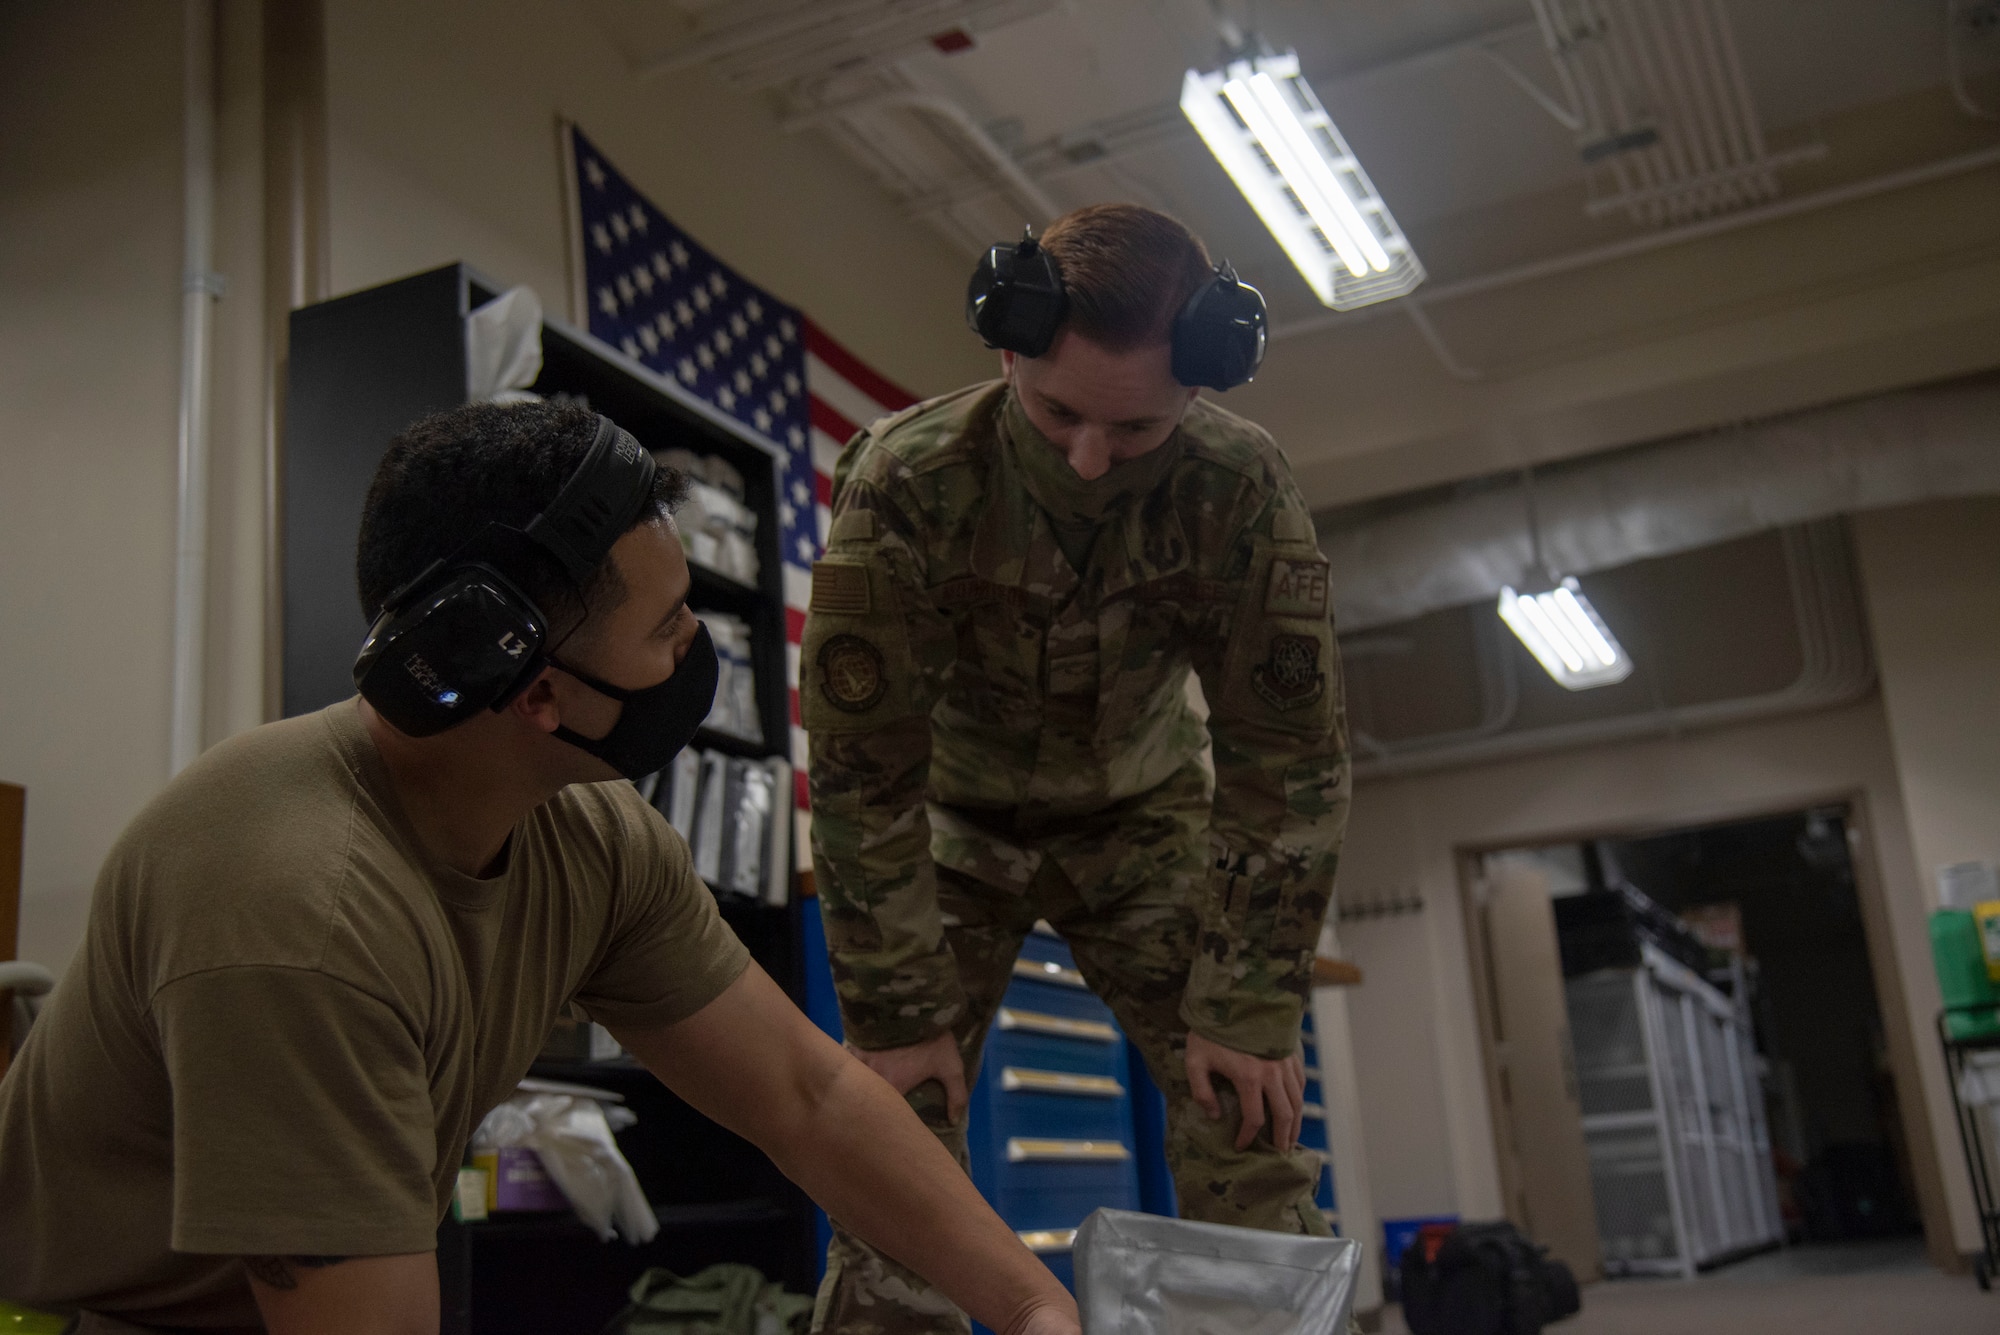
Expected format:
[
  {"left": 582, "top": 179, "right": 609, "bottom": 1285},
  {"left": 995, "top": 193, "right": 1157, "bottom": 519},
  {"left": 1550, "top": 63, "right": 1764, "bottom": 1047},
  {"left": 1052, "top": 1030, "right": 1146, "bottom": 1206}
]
[
  {"left": 963, "top": 926, "right": 1143, "bottom": 1288},
  {"left": 799, "top": 905, "right": 1340, "bottom": 1288}
]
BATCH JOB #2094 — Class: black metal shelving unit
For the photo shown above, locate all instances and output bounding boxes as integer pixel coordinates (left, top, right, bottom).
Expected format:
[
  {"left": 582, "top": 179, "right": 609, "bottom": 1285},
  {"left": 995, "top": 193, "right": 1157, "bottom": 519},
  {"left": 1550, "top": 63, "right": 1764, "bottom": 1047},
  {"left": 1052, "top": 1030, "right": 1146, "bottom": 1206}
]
[
  {"left": 1938, "top": 1007, "right": 2000, "bottom": 1291},
  {"left": 284, "top": 263, "right": 809, "bottom": 1334}
]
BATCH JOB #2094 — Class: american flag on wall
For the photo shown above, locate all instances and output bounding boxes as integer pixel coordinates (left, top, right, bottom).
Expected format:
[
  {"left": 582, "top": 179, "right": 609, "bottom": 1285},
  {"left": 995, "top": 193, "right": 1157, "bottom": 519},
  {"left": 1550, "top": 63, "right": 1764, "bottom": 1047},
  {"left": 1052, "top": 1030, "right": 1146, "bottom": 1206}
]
[{"left": 565, "top": 125, "right": 917, "bottom": 872}]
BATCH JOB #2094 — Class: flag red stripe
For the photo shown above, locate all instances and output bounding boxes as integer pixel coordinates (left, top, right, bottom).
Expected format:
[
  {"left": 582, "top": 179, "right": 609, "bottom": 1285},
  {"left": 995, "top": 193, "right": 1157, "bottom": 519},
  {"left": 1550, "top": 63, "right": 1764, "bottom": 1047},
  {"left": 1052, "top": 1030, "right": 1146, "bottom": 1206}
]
[
  {"left": 809, "top": 397, "right": 859, "bottom": 445},
  {"left": 786, "top": 605, "right": 807, "bottom": 642},
  {"left": 805, "top": 318, "right": 919, "bottom": 412},
  {"left": 795, "top": 770, "right": 812, "bottom": 811}
]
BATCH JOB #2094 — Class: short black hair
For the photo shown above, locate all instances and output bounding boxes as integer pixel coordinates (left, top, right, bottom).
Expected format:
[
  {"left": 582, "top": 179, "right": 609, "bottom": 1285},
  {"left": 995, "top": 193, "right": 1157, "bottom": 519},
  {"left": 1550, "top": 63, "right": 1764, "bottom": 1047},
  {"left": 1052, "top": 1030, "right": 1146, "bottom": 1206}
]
[{"left": 356, "top": 400, "right": 688, "bottom": 632}]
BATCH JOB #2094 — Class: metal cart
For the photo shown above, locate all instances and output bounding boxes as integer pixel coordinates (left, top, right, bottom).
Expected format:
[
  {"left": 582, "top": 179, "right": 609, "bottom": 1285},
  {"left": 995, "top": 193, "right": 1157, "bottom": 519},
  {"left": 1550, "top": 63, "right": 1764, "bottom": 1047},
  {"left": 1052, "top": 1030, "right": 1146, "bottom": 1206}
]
[{"left": 1937, "top": 1007, "right": 2000, "bottom": 1291}]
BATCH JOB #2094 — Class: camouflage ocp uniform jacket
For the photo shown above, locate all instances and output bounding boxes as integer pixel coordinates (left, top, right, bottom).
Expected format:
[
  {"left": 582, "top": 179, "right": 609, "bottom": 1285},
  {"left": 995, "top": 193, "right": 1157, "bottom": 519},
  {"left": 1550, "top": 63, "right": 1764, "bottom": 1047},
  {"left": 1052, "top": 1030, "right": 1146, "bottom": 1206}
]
[{"left": 802, "top": 381, "right": 1349, "bottom": 1061}]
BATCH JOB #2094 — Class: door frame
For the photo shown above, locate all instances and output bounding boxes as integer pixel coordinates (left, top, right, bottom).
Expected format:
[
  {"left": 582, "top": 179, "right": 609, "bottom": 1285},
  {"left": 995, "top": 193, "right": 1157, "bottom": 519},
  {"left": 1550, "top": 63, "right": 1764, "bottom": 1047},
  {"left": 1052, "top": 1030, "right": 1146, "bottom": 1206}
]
[{"left": 1451, "top": 787, "right": 1958, "bottom": 1270}]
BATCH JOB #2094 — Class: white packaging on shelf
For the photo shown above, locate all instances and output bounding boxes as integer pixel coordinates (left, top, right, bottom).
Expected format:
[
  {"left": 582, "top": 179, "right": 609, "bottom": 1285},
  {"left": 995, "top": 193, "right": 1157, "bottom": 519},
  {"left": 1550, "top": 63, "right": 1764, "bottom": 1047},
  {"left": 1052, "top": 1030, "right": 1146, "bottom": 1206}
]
[
  {"left": 719, "top": 759, "right": 773, "bottom": 899},
  {"left": 699, "top": 614, "right": 762, "bottom": 744},
  {"left": 663, "top": 747, "right": 701, "bottom": 841},
  {"left": 763, "top": 758, "right": 793, "bottom": 907},
  {"left": 691, "top": 750, "right": 729, "bottom": 884}
]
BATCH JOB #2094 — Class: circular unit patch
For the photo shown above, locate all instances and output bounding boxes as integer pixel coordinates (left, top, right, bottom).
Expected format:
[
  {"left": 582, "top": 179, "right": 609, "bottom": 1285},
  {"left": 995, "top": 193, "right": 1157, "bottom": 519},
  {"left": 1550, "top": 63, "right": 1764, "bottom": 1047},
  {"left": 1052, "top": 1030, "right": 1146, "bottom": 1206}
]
[{"left": 818, "top": 634, "right": 888, "bottom": 713}]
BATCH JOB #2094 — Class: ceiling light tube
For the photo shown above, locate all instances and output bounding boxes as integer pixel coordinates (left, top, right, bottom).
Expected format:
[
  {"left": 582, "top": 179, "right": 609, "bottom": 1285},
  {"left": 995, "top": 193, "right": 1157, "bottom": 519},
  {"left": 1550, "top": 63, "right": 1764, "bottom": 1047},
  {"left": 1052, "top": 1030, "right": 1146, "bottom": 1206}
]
[
  {"left": 1498, "top": 577, "right": 1633, "bottom": 690},
  {"left": 1182, "top": 49, "right": 1425, "bottom": 310},
  {"left": 1221, "top": 77, "right": 1370, "bottom": 278},
  {"left": 1241, "top": 73, "right": 1391, "bottom": 272}
]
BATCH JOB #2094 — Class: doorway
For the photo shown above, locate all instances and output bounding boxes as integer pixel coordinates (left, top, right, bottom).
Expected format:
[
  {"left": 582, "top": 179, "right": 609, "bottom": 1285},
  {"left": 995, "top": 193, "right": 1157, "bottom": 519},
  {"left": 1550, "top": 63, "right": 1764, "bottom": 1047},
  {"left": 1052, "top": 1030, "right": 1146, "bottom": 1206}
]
[{"left": 1463, "top": 802, "right": 1926, "bottom": 1282}]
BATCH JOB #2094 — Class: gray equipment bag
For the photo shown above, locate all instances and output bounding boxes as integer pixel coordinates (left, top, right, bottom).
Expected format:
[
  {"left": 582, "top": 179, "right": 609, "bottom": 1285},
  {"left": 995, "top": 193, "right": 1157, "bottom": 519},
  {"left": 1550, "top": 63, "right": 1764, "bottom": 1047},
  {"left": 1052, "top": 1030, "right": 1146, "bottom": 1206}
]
[{"left": 1074, "top": 1209, "right": 1361, "bottom": 1335}]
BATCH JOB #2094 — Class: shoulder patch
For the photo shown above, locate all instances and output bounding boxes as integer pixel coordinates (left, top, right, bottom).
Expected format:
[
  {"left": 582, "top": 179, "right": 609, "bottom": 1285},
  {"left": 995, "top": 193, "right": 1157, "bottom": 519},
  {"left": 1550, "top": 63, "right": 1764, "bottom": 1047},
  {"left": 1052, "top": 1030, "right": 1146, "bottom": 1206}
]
[
  {"left": 1272, "top": 509, "right": 1314, "bottom": 543},
  {"left": 829, "top": 509, "right": 876, "bottom": 543},
  {"left": 1252, "top": 632, "right": 1327, "bottom": 712},
  {"left": 1265, "top": 556, "right": 1330, "bottom": 617},
  {"left": 817, "top": 634, "right": 887, "bottom": 713},
  {"left": 810, "top": 559, "right": 872, "bottom": 615}
]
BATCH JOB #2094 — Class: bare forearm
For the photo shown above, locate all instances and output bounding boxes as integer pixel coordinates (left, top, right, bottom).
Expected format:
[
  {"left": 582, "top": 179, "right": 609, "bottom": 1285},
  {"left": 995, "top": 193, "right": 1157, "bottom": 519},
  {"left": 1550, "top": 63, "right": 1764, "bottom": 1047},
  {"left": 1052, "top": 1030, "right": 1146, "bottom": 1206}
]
[{"left": 771, "top": 1057, "right": 1075, "bottom": 1335}]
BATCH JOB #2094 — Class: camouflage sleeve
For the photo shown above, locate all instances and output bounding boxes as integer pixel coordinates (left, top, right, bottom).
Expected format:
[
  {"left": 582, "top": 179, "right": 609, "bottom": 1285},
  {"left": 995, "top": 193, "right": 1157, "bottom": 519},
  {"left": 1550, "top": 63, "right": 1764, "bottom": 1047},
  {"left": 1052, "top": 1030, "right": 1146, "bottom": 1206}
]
[
  {"left": 1183, "top": 490, "right": 1351, "bottom": 1059},
  {"left": 801, "top": 462, "right": 961, "bottom": 1051}
]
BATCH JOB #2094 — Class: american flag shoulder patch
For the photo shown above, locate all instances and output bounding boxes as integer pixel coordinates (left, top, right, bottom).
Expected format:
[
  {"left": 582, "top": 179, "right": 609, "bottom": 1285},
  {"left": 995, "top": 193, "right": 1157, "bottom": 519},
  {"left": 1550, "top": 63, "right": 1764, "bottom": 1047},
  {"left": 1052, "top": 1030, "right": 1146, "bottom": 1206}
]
[{"left": 810, "top": 560, "right": 871, "bottom": 615}]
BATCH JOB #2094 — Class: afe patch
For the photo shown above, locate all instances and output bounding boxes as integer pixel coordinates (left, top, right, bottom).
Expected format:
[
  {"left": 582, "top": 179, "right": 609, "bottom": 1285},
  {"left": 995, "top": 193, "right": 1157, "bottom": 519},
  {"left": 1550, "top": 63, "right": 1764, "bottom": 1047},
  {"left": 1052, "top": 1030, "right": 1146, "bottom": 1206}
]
[
  {"left": 818, "top": 634, "right": 887, "bottom": 713},
  {"left": 1251, "top": 633, "right": 1326, "bottom": 711},
  {"left": 810, "top": 560, "right": 871, "bottom": 615},
  {"left": 1265, "top": 557, "right": 1330, "bottom": 617}
]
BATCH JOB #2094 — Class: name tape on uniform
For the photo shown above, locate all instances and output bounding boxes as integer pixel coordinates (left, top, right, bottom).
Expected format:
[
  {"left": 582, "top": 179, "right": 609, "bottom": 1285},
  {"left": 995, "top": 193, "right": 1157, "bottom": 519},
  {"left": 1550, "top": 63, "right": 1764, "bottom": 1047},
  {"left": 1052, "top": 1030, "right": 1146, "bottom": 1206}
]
[{"left": 1265, "top": 557, "right": 1330, "bottom": 618}]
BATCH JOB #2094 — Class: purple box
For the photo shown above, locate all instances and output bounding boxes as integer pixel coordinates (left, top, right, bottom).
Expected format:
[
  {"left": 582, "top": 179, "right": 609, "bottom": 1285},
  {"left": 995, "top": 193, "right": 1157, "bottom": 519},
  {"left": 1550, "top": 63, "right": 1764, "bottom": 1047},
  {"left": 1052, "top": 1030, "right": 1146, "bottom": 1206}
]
[{"left": 491, "top": 1147, "right": 568, "bottom": 1212}]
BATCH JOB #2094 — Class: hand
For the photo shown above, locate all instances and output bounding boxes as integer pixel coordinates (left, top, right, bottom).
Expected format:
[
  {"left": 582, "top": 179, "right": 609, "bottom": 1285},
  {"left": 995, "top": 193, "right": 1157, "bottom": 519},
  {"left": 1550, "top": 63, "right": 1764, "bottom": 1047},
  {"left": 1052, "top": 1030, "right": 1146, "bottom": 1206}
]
[
  {"left": 1001, "top": 1298, "right": 1083, "bottom": 1335},
  {"left": 1184, "top": 1030, "right": 1306, "bottom": 1152},
  {"left": 848, "top": 1030, "right": 968, "bottom": 1122}
]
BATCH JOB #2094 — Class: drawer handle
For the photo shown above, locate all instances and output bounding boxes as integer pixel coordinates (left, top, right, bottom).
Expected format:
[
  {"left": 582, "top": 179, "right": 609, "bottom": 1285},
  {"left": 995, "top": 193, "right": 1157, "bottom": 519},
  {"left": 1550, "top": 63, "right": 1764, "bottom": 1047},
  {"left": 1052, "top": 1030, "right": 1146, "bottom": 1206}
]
[
  {"left": 1006, "top": 1137, "right": 1133, "bottom": 1163},
  {"left": 1013, "top": 958, "right": 1088, "bottom": 989},
  {"left": 1017, "top": 1227, "right": 1079, "bottom": 1254},
  {"left": 1002, "top": 1067, "right": 1125, "bottom": 1098},
  {"left": 996, "top": 1008, "right": 1119, "bottom": 1043}
]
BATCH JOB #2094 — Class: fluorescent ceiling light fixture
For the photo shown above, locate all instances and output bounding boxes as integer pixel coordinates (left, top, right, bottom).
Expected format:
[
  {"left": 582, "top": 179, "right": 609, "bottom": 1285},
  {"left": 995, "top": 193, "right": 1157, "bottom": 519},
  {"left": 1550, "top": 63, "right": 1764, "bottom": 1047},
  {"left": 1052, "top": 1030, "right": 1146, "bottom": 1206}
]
[
  {"left": 1498, "top": 577, "right": 1633, "bottom": 691},
  {"left": 1181, "top": 50, "right": 1424, "bottom": 310}
]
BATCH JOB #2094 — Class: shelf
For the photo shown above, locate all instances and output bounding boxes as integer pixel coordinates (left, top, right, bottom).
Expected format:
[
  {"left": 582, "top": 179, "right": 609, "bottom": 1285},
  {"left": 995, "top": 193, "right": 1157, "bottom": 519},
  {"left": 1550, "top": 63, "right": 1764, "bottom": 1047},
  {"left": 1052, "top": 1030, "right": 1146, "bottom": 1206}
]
[
  {"left": 458, "top": 1196, "right": 790, "bottom": 1239},
  {"left": 692, "top": 726, "right": 779, "bottom": 760},
  {"left": 688, "top": 561, "right": 762, "bottom": 603}
]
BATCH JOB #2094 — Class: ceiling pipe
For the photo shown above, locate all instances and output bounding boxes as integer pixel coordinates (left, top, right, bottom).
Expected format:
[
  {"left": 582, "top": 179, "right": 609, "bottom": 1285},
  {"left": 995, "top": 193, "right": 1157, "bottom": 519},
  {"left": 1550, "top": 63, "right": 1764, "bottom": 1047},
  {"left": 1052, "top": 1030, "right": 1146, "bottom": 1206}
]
[
  {"left": 1317, "top": 370, "right": 2000, "bottom": 632},
  {"left": 1273, "top": 141, "right": 2000, "bottom": 343},
  {"left": 782, "top": 91, "right": 1060, "bottom": 223},
  {"left": 172, "top": 0, "right": 221, "bottom": 774}
]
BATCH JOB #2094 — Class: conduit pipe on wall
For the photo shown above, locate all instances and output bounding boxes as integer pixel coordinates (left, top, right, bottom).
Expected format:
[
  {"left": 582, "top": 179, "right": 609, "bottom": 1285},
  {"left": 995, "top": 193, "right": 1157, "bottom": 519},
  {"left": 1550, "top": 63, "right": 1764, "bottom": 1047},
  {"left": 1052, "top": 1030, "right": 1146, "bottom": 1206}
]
[
  {"left": 171, "top": 0, "right": 220, "bottom": 774},
  {"left": 1319, "top": 371, "right": 2000, "bottom": 632}
]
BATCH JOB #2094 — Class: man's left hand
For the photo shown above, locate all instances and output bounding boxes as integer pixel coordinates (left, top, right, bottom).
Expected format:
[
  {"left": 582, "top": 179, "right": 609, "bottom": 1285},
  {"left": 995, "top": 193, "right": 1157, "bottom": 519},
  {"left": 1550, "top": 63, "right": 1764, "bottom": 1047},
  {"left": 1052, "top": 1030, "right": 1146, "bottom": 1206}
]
[{"left": 1184, "top": 1031, "right": 1306, "bottom": 1152}]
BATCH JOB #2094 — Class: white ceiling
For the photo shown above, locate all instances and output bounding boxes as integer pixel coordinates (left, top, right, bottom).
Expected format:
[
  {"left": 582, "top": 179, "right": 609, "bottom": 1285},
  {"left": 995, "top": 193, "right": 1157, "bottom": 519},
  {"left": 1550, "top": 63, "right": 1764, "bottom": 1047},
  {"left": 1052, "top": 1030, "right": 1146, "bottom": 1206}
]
[
  {"left": 581, "top": 0, "right": 1979, "bottom": 333},
  {"left": 917, "top": 0, "right": 1952, "bottom": 219}
]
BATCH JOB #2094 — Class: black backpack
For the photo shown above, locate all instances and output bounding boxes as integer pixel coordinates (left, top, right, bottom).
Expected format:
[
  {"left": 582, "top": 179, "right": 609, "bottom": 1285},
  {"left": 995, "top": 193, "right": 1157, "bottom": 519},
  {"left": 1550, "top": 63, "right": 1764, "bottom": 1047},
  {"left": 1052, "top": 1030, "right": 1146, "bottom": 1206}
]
[{"left": 1400, "top": 1221, "right": 1581, "bottom": 1335}]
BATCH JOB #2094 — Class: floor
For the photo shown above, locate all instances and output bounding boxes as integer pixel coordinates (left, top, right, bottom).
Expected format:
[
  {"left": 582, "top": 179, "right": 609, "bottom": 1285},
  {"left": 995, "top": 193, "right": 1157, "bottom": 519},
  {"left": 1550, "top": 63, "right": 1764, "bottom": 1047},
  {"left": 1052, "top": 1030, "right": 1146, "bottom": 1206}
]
[{"left": 1377, "top": 1239, "right": 1995, "bottom": 1335}]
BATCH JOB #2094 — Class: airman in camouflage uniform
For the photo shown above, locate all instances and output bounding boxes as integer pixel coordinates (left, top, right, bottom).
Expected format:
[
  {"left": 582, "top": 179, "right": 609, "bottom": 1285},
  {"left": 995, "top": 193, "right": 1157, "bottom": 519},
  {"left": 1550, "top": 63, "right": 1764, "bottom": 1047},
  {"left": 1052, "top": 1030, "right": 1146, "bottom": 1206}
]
[{"left": 801, "top": 369, "right": 1350, "bottom": 1333}]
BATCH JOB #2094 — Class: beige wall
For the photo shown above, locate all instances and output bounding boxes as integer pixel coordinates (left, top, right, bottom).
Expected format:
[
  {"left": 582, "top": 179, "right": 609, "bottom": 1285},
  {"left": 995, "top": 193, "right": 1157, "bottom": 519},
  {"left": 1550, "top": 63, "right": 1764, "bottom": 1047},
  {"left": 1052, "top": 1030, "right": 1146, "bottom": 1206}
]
[
  {"left": 2, "top": 0, "right": 1005, "bottom": 981},
  {"left": 1337, "top": 682, "right": 1982, "bottom": 1255},
  {"left": 1854, "top": 498, "right": 2000, "bottom": 901},
  {"left": 321, "top": 0, "right": 993, "bottom": 396},
  {"left": 0, "top": 1, "right": 249, "bottom": 980}
]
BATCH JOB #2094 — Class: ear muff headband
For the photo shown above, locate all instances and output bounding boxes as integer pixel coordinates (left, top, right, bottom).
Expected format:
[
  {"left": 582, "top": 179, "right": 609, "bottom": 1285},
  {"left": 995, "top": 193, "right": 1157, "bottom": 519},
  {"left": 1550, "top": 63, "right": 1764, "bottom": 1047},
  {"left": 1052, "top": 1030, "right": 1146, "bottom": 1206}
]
[
  {"left": 353, "top": 413, "right": 658, "bottom": 736},
  {"left": 964, "top": 231, "right": 1269, "bottom": 390}
]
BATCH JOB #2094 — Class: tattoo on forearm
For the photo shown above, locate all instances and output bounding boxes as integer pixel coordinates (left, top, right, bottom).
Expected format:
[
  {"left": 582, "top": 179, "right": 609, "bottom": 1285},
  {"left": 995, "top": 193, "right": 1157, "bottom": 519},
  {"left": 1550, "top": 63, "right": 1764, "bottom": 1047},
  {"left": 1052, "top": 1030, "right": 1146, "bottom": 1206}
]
[{"left": 244, "top": 1255, "right": 349, "bottom": 1290}]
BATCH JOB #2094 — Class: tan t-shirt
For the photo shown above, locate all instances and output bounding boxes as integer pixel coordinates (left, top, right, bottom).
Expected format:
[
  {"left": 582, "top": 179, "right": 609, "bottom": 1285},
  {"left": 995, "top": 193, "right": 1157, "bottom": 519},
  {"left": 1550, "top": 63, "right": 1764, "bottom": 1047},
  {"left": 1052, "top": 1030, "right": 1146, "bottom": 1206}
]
[{"left": 0, "top": 700, "right": 750, "bottom": 1329}]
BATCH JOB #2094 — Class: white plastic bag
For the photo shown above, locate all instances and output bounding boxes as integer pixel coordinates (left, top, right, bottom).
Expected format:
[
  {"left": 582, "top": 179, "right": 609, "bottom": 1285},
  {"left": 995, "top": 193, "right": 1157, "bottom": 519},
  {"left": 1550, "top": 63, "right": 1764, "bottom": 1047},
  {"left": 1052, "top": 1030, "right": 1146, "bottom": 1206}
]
[
  {"left": 471, "top": 1090, "right": 657, "bottom": 1244},
  {"left": 466, "top": 286, "right": 544, "bottom": 403},
  {"left": 1074, "top": 1209, "right": 1360, "bottom": 1335}
]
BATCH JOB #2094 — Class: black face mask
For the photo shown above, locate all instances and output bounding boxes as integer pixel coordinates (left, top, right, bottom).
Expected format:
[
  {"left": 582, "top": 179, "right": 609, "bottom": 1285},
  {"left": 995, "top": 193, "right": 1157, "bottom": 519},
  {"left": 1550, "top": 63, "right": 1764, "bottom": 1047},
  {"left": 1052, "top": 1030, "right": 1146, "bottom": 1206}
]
[{"left": 549, "top": 623, "right": 719, "bottom": 780}]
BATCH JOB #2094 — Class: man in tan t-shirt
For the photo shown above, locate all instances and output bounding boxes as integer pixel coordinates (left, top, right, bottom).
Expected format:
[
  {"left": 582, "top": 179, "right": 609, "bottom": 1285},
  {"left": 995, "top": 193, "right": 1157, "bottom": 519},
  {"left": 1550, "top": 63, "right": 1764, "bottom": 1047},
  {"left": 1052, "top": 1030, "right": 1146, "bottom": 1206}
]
[{"left": 0, "top": 401, "right": 1081, "bottom": 1335}]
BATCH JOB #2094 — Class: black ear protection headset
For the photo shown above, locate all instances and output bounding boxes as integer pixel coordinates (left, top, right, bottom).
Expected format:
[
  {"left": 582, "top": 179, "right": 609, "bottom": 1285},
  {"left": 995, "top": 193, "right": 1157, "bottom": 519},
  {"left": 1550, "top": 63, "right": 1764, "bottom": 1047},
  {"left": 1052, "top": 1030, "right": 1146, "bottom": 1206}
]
[
  {"left": 352, "top": 414, "right": 658, "bottom": 738},
  {"left": 964, "top": 228, "right": 1269, "bottom": 391}
]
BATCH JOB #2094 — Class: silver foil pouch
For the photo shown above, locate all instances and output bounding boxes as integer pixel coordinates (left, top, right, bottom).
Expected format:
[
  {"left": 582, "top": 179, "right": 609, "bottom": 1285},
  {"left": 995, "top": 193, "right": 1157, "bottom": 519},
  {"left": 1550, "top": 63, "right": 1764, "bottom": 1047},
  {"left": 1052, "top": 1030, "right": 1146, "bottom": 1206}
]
[{"left": 1074, "top": 1209, "right": 1360, "bottom": 1335}]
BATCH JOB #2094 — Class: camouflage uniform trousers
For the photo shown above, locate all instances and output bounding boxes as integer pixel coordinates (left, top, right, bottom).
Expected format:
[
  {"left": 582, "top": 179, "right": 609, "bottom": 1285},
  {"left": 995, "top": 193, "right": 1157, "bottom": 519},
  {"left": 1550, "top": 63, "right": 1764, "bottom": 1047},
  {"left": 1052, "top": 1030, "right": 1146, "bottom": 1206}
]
[{"left": 810, "top": 850, "right": 1329, "bottom": 1335}]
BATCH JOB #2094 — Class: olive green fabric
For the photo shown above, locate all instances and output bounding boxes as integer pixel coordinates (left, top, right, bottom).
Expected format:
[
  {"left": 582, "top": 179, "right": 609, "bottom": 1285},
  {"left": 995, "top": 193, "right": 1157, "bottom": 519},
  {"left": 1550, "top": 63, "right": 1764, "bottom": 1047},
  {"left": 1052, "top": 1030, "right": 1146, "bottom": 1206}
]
[
  {"left": 811, "top": 851, "right": 1331, "bottom": 1335},
  {"left": 606, "top": 1264, "right": 812, "bottom": 1335},
  {"left": 801, "top": 381, "right": 1349, "bottom": 1061},
  {"left": 0, "top": 700, "right": 748, "bottom": 1330}
]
